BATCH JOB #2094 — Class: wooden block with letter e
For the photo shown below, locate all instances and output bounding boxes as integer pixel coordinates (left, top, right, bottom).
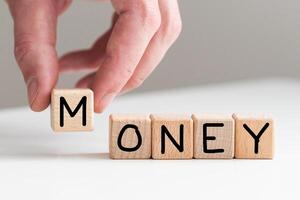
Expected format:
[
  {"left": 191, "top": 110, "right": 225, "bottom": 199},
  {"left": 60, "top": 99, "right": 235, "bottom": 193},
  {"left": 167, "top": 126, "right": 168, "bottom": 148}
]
[
  {"left": 192, "top": 114, "right": 234, "bottom": 159},
  {"left": 151, "top": 114, "right": 193, "bottom": 159},
  {"left": 51, "top": 89, "right": 94, "bottom": 132},
  {"left": 109, "top": 114, "right": 151, "bottom": 159},
  {"left": 233, "top": 114, "right": 274, "bottom": 159}
]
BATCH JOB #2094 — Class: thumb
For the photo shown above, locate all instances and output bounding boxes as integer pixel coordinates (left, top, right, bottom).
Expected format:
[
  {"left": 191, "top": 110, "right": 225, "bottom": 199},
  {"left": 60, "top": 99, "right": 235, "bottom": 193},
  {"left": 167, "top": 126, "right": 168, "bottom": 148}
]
[{"left": 8, "top": 0, "right": 59, "bottom": 111}]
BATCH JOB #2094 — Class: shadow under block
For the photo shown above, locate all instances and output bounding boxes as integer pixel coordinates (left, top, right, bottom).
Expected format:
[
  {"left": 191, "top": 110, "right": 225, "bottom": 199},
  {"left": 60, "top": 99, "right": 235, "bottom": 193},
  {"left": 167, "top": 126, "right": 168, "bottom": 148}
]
[
  {"left": 192, "top": 115, "right": 234, "bottom": 159},
  {"left": 151, "top": 114, "right": 193, "bottom": 159},
  {"left": 109, "top": 114, "right": 151, "bottom": 159},
  {"left": 233, "top": 114, "right": 274, "bottom": 159},
  {"left": 51, "top": 89, "right": 94, "bottom": 132}
]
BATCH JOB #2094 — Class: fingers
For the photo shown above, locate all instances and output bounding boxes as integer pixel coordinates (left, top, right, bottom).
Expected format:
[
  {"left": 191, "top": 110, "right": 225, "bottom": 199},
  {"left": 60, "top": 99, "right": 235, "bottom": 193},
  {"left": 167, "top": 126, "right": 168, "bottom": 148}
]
[
  {"left": 74, "top": 0, "right": 182, "bottom": 113},
  {"left": 8, "top": 0, "right": 59, "bottom": 111},
  {"left": 59, "top": 49, "right": 99, "bottom": 73},
  {"left": 76, "top": 73, "right": 95, "bottom": 88},
  {"left": 59, "top": 30, "right": 111, "bottom": 73},
  {"left": 121, "top": 0, "right": 182, "bottom": 93},
  {"left": 92, "top": 0, "right": 162, "bottom": 112},
  {"left": 58, "top": 13, "right": 118, "bottom": 73}
]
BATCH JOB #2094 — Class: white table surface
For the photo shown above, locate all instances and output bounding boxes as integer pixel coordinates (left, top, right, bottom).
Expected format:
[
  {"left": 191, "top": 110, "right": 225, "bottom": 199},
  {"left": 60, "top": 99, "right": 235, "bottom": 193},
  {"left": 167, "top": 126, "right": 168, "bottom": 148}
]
[{"left": 0, "top": 78, "right": 299, "bottom": 200}]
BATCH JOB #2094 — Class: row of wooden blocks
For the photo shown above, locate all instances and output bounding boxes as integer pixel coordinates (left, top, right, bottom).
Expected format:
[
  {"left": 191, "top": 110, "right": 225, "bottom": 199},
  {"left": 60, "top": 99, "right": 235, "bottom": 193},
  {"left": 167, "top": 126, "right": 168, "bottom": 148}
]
[
  {"left": 51, "top": 89, "right": 274, "bottom": 159},
  {"left": 109, "top": 114, "right": 273, "bottom": 159}
]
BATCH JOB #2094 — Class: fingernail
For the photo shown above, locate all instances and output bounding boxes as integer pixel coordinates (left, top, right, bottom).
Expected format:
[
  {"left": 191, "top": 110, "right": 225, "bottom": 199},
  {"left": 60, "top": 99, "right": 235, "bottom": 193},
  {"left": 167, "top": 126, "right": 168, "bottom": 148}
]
[
  {"left": 98, "top": 92, "right": 116, "bottom": 113},
  {"left": 26, "top": 77, "right": 38, "bottom": 108}
]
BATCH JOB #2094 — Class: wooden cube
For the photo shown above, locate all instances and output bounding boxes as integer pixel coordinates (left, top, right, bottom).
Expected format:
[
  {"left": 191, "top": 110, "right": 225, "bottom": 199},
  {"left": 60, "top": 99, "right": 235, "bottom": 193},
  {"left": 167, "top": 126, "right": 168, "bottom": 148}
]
[
  {"left": 233, "top": 114, "right": 274, "bottom": 159},
  {"left": 192, "top": 114, "right": 234, "bottom": 159},
  {"left": 109, "top": 114, "right": 151, "bottom": 159},
  {"left": 51, "top": 89, "right": 94, "bottom": 132},
  {"left": 151, "top": 114, "right": 193, "bottom": 159}
]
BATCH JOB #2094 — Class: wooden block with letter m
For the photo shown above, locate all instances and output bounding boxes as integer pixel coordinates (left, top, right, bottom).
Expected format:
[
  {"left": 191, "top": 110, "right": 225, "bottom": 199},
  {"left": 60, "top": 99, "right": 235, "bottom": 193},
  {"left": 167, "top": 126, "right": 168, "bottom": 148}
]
[{"left": 51, "top": 89, "right": 94, "bottom": 132}]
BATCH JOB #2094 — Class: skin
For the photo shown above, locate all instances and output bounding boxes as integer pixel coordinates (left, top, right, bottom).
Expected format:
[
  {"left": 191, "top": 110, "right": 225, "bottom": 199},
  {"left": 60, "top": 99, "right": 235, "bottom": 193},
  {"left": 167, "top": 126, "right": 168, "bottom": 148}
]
[{"left": 6, "top": 0, "right": 182, "bottom": 113}]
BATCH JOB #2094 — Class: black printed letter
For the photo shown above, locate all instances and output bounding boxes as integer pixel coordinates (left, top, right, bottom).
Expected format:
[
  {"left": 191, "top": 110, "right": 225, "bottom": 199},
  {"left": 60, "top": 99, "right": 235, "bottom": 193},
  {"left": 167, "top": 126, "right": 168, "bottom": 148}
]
[
  {"left": 60, "top": 96, "right": 87, "bottom": 127},
  {"left": 203, "top": 123, "right": 225, "bottom": 153},
  {"left": 243, "top": 123, "right": 270, "bottom": 154},
  {"left": 117, "top": 124, "right": 142, "bottom": 152},
  {"left": 161, "top": 124, "right": 184, "bottom": 154}
]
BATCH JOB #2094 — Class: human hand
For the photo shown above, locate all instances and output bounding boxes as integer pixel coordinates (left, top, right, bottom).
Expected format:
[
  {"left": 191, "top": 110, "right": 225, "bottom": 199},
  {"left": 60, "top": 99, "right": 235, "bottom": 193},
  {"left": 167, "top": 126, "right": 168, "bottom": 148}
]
[{"left": 7, "top": 0, "right": 182, "bottom": 113}]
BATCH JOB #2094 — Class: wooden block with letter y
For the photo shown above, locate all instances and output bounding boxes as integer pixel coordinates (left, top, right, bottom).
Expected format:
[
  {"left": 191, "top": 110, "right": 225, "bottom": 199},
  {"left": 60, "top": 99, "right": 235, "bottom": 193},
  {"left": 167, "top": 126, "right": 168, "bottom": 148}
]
[
  {"left": 51, "top": 89, "right": 94, "bottom": 132},
  {"left": 192, "top": 114, "right": 234, "bottom": 159},
  {"left": 233, "top": 114, "right": 274, "bottom": 159},
  {"left": 151, "top": 114, "right": 193, "bottom": 159},
  {"left": 109, "top": 114, "right": 151, "bottom": 159}
]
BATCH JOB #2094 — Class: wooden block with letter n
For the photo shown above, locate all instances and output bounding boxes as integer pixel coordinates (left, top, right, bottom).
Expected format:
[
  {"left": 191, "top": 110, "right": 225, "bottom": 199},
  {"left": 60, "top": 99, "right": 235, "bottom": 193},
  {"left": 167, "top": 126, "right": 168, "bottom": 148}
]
[
  {"left": 233, "top": 114, "right": 274, "bottom": 159},
  {"left": 192, "top": 114, "right": 234, "bottom": 159},
  {"left": 151, "top": 114, "right": 193, "bottom": 159},
  {"left": 109, "top": 114, "right": 151, "bottom": 159},
  {"left": 51, "top": 89, "right": 94, "bottom": 132}
]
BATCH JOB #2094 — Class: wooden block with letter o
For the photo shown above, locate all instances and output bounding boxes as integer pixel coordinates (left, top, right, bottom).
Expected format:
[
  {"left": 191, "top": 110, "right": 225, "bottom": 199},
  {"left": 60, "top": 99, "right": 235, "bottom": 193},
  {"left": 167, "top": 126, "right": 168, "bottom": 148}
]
[
  {"left": 51, "top": 89, "right": 94, "bottom": 132},
  {"left": 151, "top": 114, "right": 193, "bottom": 159},
  {"left": 109, "top": 114, "right": 151, "bottom": 159},
  {"left": 233, "top": 114, "right": 274, "bottom": 159},
  {"left": 192, "top": 114, "right": 234, "bottom": 159}
]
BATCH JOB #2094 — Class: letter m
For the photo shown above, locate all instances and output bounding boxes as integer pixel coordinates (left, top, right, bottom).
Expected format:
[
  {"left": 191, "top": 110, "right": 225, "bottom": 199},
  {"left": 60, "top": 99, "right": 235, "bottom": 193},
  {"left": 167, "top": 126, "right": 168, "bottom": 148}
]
[{"left": 60, "top": 96, "right": 87, "bottom": 127}]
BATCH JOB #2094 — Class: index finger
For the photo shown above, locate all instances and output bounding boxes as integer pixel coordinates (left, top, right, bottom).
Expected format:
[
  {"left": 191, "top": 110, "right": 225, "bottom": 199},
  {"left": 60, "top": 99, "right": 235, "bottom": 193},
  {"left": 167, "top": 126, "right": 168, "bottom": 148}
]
[{"left": 91, "top": 0, "right": 161, "bottom": 113}]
